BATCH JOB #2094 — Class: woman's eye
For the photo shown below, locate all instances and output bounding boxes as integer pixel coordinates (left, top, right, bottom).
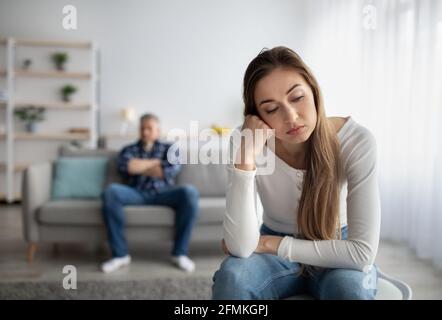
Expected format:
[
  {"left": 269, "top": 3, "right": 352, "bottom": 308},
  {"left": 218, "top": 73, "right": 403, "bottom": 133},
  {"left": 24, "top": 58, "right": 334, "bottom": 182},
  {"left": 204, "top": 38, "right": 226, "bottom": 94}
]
[
  {"left": 266, "top": 107, "right": 278, "bottom": 114},
  {"left": 291, "top": 96, "right": 304, "bottom": 103}
]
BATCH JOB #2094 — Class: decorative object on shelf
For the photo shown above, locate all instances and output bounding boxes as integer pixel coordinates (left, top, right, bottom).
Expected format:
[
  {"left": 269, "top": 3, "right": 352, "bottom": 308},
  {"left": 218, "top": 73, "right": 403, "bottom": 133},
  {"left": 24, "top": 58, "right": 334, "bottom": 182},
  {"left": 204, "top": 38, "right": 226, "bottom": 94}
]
[
  {"left": 60, "top": 84, "right": 77, "bottom": 102},
  {"left": 68, "top": 127, "right": 90, "bottom": 135},
  {"left": 119, "top": 106, "right": 137, "bottom": 135},
  {"left": 69, "top": 140, "right": 85, "bottom": 148},
  {"left": 66, "top": 128, "right": 90, "bottom": 149},
  {"left": 21, "top": 58, "right": 32, "bottom": 70},
  {"left": 14, "top": 106, "right": 46, "bottom": 133},
  {"left": 211, "top": 124, "right": 231, "bottom": 136},
  {"left": 51, "top": 52, "right": 69, "bottom": 71}
]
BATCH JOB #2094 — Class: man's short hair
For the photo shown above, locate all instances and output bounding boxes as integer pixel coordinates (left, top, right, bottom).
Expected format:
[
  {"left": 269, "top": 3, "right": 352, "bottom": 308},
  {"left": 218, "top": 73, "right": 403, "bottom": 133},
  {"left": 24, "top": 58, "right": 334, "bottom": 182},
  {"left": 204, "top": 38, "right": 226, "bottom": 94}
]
[{"left": 139, "top": 113, "right": 160, "bottom": 124}]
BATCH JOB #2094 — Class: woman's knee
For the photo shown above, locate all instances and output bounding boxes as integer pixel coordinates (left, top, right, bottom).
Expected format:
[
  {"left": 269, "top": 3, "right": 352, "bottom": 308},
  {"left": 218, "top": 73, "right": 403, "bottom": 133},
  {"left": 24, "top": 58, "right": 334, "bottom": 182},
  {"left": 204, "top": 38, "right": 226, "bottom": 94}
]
[
  {"left": 212, "top": 256, "right": 258, "bottom": 299},
  {"left": 214, "top": 256, "right": 249, "bottom": 282},
  {"left": 319, "top": 268, "right": 377, "bottom": 300}
]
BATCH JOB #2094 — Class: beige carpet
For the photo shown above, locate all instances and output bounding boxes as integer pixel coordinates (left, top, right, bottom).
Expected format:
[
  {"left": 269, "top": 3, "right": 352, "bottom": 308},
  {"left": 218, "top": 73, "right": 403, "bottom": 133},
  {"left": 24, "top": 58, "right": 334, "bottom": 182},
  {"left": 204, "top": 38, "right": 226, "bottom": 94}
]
[{"left": 2, "top": 204, "right": 442, "bottom": 299}]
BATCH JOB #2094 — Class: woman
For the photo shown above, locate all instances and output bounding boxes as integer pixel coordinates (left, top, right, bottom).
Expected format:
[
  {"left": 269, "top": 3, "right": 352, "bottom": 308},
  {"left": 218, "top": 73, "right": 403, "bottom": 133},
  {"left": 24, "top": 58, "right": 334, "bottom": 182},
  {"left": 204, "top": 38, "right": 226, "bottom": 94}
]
[{"left": 212, "top": 46, "right": 381, "bottom": 300}]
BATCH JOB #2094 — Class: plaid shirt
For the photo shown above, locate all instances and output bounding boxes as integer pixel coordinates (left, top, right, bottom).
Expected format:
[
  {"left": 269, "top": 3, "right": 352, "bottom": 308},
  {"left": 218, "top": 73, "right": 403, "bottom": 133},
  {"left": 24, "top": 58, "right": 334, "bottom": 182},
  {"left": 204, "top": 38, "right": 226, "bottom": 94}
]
[{"left": 117, "top": 139, "right": 181, "bottom": 194}]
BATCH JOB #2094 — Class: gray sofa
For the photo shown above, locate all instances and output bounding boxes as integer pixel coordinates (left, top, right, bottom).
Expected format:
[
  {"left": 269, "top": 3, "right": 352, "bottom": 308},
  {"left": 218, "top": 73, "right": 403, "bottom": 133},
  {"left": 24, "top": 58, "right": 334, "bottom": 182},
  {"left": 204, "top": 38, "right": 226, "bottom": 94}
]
[{"left": 22, "top": 145, "right": 227, "bottom": 262}]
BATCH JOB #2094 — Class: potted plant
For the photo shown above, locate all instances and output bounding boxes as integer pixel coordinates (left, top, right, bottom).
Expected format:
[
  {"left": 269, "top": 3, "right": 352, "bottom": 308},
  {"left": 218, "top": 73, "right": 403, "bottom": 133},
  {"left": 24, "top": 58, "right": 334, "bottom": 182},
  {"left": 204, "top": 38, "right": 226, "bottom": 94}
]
[
  {"left": 22, "top": 58, "right": 32, "bottom": 70},
  {"left": 60, "top": 84, "right": 77, "bottom": 102},
  {"left": 52, "top": 52, "right": 68, "bottom": 71},
  {"left": 14, "top": 106, "right": 46, "bottom": 133}
]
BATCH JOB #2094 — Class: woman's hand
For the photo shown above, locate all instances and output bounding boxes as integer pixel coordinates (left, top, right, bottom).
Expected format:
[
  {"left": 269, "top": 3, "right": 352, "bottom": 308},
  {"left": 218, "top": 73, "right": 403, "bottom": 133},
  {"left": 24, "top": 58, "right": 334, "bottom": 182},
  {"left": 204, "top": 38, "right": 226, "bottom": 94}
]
[
  {"left": 221, "top": 236, "right": 283, "bottom": 256},
  {"left": 254, "top": 235, "right": 284, "bottom": 255},
  {"left": 221, "top": 239, "right": 230, "bottom": 255},
  {"left": 235, "top": 115, "right": 274, "bottom": 171}
]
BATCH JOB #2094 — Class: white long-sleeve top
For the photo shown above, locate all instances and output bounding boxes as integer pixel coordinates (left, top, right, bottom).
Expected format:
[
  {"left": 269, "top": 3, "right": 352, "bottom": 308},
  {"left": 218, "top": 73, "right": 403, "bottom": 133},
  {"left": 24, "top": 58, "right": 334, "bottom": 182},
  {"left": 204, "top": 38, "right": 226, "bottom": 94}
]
[{"left": 223, "top": 117, "right": 381, "bottom": 272}]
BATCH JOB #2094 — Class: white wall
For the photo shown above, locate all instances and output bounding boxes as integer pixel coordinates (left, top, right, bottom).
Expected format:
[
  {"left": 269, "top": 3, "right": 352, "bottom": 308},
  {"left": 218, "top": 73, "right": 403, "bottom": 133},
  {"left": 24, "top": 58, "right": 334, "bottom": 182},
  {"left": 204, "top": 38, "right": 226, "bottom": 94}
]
[{"left": 0, "top": 0, "right": 309, "bottom": 134}]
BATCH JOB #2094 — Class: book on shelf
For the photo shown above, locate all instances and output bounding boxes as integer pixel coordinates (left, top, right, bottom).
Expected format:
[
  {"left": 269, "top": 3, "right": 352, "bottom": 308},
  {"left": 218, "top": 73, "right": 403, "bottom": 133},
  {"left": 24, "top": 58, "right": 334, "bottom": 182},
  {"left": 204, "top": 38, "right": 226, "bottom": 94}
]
[{"left": 68, "top": 128, "right": 90, "bottom": 134}]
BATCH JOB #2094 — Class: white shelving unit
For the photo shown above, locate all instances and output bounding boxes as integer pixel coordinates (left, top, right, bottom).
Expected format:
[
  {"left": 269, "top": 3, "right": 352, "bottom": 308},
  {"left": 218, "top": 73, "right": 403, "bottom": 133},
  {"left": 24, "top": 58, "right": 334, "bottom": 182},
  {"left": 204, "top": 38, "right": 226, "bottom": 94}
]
[{"left": 0, "top": 37, "right": 100, "bottom": 203}]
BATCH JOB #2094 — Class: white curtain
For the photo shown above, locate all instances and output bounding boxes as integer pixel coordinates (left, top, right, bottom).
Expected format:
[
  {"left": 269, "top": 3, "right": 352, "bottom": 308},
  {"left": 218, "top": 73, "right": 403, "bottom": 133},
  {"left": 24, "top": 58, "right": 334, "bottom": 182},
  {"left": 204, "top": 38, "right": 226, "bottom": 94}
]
[{"left": 301, "top": 0, "right": 442, "bottom": 268}]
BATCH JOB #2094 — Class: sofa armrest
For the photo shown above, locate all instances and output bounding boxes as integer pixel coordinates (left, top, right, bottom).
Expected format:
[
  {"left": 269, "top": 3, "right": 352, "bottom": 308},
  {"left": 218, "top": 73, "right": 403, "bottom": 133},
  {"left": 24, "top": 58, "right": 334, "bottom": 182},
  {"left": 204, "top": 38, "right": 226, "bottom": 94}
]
[{"left": 22, "top": 162, "right": 53, "bottom": 243}]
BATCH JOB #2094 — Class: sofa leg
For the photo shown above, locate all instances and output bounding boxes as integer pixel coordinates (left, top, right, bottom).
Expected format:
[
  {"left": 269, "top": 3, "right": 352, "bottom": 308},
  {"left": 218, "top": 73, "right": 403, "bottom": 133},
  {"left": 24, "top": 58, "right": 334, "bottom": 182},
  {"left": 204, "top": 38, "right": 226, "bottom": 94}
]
[
  {"left": 52, "top": 243, "right": 60, "bottom": 257},
  {"left": 27, "top": 242, "right": 37, "bottom": 263},
  {"left": 93, "top": 243, "right": 105, "bottom": 256}
]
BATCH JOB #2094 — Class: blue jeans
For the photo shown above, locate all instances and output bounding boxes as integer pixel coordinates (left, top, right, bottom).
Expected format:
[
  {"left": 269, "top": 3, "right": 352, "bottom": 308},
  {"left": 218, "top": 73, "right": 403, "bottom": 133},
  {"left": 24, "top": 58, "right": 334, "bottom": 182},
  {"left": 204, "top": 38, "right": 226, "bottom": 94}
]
[
  {"left": 212, "top": 224, "right": 378, "bottom": 300},
  {"left": 101, "top": 183, "right": 199, "bottom": 258}
]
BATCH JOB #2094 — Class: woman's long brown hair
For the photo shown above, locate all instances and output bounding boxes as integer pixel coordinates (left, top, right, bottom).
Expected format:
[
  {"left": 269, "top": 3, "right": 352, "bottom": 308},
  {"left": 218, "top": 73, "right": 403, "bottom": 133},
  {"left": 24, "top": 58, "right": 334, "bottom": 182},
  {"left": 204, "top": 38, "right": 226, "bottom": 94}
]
[{"left": 243, "top": 46, "right": 342, "bottom": 276}]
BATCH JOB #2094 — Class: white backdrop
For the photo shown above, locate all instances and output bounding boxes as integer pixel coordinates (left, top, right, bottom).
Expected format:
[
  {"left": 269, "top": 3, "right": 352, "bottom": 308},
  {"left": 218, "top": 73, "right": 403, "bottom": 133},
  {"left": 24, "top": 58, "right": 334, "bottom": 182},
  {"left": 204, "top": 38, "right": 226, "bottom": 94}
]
[{"left": 301, "top": 0, "right": 442, "bottom": 268}]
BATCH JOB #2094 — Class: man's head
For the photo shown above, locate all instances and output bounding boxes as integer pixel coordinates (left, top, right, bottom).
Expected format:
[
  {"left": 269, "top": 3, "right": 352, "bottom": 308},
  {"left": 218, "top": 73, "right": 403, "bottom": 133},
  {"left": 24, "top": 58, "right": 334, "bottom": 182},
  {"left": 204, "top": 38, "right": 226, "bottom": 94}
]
[{"left": 139, "top": 113, "right": 160, "bottom": 144}]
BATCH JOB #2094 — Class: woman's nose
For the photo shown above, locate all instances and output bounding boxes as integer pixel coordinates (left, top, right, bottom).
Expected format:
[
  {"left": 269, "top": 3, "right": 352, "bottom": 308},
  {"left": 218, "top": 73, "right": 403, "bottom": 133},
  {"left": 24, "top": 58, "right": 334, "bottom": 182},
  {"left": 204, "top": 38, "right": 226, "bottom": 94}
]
[{"left": 283, "top": 104, "right": 298, "bottom": 123}]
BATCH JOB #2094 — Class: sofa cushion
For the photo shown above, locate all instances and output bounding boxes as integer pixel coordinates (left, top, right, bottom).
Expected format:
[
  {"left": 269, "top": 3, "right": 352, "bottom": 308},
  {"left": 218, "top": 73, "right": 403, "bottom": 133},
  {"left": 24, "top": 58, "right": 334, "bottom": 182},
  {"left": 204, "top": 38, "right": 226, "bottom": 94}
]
[
  {"left": 52, "top": 157, "right": 109, "bottom": 199},
  {"left": 59, "top": 145, "right": 123, "bottom": 185},
  {"left": 176, "top": 163, "right": 227, "bottom": 197},
  {"left": 37, "top": 198, "right": 225, "bottom": 226}
]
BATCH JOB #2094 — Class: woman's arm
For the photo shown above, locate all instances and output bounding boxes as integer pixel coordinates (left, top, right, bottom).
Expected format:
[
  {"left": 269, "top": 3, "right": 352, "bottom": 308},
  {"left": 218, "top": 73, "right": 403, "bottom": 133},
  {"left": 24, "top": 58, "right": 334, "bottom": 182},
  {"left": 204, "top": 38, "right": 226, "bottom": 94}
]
[
  {"left": 222, "top": 235, "right": 283, "bottom": 255},
  {"left": 223, "top": 116, "right": 275, "bottom": 258},
  {"left": 277, "top": 127, "right": 381, "bottom": 272},
  {"left": 223, "top": 131, "right": 262, "bottom": 258}
]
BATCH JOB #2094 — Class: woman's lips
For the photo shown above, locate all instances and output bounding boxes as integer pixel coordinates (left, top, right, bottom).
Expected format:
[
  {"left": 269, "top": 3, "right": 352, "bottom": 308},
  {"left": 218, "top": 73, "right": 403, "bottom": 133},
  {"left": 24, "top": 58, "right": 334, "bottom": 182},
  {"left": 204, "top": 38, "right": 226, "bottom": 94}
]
[{"left": 286, "top": 126, "right": 305, "bottom": 135}]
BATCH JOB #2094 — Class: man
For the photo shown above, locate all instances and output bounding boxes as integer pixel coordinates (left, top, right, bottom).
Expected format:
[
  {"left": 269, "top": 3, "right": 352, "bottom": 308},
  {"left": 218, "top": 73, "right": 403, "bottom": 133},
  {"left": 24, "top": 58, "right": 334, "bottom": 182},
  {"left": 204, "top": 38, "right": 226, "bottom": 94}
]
[{"left": 101, "top": 113, "right": 199, "bottom": 273}]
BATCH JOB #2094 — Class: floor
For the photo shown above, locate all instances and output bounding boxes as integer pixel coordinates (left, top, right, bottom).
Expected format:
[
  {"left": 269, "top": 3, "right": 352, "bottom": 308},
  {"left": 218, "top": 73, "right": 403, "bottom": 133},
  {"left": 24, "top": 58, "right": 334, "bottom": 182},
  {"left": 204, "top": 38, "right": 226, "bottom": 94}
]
[{"left": 1, "top": 204, "right": 442, "bottom": 299}]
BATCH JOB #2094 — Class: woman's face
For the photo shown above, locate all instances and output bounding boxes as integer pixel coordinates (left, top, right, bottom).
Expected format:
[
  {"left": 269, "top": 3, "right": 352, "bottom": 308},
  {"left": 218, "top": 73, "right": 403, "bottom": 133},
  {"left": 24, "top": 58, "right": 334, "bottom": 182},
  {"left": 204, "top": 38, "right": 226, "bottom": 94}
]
[{"left": 254, "top": 67, "right": 317, "bottom": 145}]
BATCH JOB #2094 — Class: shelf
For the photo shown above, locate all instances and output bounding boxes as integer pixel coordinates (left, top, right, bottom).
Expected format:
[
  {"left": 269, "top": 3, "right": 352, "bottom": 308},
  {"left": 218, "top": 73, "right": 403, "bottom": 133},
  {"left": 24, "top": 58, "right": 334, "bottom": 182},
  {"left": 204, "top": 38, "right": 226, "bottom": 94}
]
[
  {"left": 15, "top": 39, "right": 92, "bottom": 49},
  {"left": 3, "top": 69, "right": 91, "bottom": 79},
  {"left": 14, "top": 102, "right": 92, "bottom": 110},
  {"left": 15, "top": 132, "right": 90, "bottom": 141},
  {"left": 102, "top": 134, "right": 139, "bottom": 139},
  {"left": 15, "top": 70, "right": 91, "bottom": 79},
  {"left": 0, "top": 163, "right": 29, "bottom": 172},
  {"left": 1, "top": 36, "right": 98, "bottom": 204},
  {"left": 14, "top": 163, "right": 28, "bottom": 172},
  {"left": 2, "top": 132, "right": 91, "bottom": 141},
  {"left": 0, "top": 192, "right": 21, "bottom": 202}
]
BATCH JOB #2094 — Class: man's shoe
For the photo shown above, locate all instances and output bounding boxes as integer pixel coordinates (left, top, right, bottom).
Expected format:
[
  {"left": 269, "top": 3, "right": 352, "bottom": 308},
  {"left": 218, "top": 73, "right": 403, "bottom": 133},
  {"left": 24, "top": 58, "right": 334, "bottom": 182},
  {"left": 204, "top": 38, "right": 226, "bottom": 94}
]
[
  {"left": 101, "top": 255, "right": 131, "bottom": 273},
  {"left": 171, "top": 255, "right": 195, "bottom": 273}
]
